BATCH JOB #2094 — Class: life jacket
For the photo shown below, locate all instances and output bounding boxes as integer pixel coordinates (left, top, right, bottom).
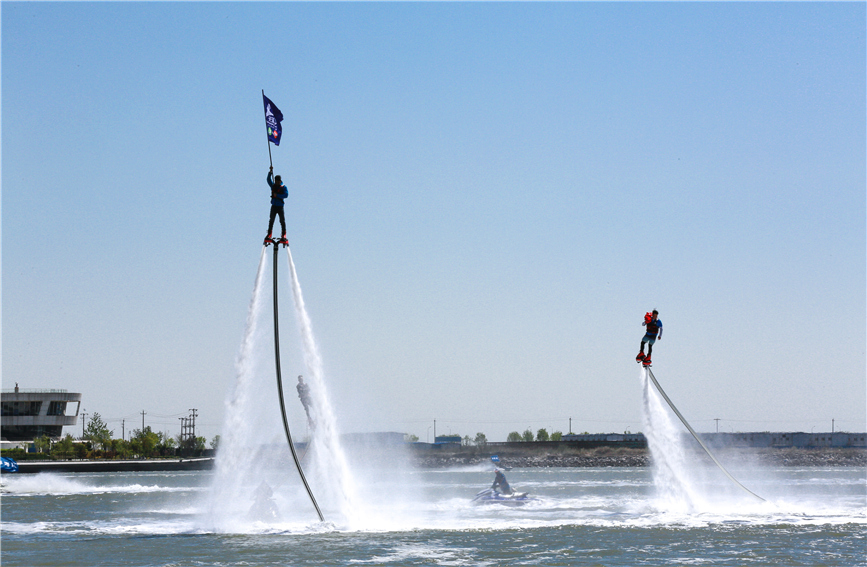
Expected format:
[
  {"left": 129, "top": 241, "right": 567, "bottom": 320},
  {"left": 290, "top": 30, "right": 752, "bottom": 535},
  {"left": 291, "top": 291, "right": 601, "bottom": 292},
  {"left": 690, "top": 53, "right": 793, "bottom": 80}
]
[{"left": 644, "top": 313, "right": 660, "bottom": 336}]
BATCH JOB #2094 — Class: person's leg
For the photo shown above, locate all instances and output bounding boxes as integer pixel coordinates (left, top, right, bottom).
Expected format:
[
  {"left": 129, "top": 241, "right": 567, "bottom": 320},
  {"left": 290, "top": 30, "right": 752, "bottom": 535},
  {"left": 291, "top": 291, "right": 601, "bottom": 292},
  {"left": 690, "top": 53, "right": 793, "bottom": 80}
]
[
  {"left": 268, "top": 206, "right": 277, "bottom": 235},
  {"left": 277, "top": 207, "right": 286, "bottom": 236}
]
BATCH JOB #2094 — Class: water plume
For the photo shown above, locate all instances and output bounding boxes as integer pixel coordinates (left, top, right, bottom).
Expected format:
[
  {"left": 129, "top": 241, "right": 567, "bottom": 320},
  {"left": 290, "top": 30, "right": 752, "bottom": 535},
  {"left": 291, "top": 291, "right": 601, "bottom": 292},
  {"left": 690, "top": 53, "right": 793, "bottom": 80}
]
[
  {"left": 640, "top": 366, "right": 705, "bottom": 512},
  {"left": 206, "top": 247, "right": 272, "bottom": 531},
  {"left": 285, "top": 247, "right": 359, "bottom": 525}
]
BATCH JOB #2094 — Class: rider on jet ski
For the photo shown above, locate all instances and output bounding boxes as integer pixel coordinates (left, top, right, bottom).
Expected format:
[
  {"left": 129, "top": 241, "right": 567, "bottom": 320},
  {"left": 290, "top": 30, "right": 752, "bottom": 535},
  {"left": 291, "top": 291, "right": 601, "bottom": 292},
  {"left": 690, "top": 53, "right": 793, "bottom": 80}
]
[{"left": 492, "top": 469, "right": 513, "bottom": 495}]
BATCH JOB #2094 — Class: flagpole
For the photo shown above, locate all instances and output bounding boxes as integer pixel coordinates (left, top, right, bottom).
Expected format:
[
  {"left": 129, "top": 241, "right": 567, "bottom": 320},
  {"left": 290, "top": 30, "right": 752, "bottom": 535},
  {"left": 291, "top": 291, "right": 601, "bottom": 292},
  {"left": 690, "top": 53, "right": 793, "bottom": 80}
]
[{"left": 263, "top": 89, "right": 273, "bottom": 169}]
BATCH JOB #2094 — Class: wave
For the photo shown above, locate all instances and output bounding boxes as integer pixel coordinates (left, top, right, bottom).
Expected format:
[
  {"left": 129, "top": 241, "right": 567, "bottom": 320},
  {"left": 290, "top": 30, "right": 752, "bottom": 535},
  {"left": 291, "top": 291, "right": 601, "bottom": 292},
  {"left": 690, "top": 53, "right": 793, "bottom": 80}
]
[{"left": 1, "top": 473, "right": 205, "bottom": 496}]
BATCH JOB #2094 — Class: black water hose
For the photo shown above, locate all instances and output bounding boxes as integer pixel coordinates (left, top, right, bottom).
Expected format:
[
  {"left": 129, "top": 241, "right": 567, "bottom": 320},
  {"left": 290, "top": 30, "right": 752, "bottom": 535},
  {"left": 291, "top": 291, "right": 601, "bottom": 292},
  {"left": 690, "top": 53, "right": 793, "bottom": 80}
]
[{"left": 272, "top": 243, "right": 324, "bottom": 521}]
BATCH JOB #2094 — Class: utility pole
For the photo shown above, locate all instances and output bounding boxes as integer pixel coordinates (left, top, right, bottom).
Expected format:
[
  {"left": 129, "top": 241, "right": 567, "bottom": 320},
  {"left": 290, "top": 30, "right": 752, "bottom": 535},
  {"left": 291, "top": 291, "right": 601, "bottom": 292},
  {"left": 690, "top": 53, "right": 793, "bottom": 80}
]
[
  {"left": 122, "top": 419, "right": 125, "bottom": 441},
  {"left": 434, "top": 419, "right": 436, "bottom": 441},
  {"left": 569, "top": 417, "right": 572, "bottom": 434},
  {"left": 81, "top": 410, "right": 88, "bottom": 438},
  {"left": 141, "top": 410, "right": 147, "bottom": 433},
  {"left": 832, "top": 419, "right": 835, "bottom": 433},
  {"left": 189, "top": 408, "right": 198, "bottom": 440},
  {"left": 715, "top": 418, "right": 720, "bottom": 433}
]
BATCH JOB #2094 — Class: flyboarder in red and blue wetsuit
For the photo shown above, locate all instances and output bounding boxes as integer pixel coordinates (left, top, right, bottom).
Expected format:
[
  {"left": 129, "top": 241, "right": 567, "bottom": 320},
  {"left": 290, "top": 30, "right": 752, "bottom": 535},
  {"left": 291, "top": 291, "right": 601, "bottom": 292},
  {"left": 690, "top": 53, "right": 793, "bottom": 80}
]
[
  {"left": 264, "top": 166, "right": 289, "bottom": 245},
  {"left": 636, "top": 310, "right": 662, "bottom": 367}
]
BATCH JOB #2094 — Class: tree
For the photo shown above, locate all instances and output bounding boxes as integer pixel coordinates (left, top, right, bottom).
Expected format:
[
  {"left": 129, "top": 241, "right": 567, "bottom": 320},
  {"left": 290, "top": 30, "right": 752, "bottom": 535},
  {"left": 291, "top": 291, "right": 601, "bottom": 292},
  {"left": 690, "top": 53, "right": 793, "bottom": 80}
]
[
  {"left": 474, "top": 432, "right": 487, "bottom": 447},
  {"left": 506, "top": 431, "right": 522, "bottom": 442},
  {"left": 551, "top": 431, "right": 563, "bottom": 441},
  {"left": 84, "top": 412, "right": 113, "bottom": 451},
  {"left": 462, "top": 435, "right": 472, "bottom": 447},
  {"left": 157, "top": 431, "right": 176, "bottom": 456},
  {"left": 111, "top": 438, "right": 132, "bottom": 459},
  {"left": 130, "top": 426, "right": 159, "bottom": 458},
  {"left": 536, "top": 428, "right": 549, "bottom": 442},
  {"left": 52, "top": 434, "right": 75, "bottom": 458},
  {"left": 34, "top": 434, "right": 52, "bottom": 454},
  {"left": 522, "top": 429, "right": 534, "bottom": 442},
  {"left": 210, "top": 435, "right": 221, "bottom": 450}
]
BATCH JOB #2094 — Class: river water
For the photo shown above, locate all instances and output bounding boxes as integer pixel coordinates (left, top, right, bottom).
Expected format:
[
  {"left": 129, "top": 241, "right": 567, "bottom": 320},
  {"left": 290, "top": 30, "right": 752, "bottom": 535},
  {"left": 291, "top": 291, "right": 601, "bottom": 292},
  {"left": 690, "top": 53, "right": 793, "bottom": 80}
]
[
  {"left": 2, "top": 463, "right": 864, "bottom": 566},
  {"left": 7, "top": 250, "right": 860, "bottom": 565}
]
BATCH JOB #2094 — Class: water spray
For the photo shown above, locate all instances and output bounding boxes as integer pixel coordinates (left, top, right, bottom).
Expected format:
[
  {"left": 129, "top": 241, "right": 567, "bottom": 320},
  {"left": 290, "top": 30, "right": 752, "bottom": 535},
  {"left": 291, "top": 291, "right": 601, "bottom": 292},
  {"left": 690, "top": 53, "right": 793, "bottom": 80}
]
[
  {"left": 644, "top": 366, "right": 765, "bottom": 503},
  {"left": 270, "top": 242, "right": 324, "bottom": 521}
]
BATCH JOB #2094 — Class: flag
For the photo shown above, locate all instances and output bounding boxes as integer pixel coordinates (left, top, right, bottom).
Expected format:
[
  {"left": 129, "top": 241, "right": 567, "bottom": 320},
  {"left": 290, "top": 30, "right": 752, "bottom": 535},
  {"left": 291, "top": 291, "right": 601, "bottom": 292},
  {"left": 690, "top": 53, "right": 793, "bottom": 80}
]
[{"left": 263, "top": 93, "right": 283, "bottom": 146}]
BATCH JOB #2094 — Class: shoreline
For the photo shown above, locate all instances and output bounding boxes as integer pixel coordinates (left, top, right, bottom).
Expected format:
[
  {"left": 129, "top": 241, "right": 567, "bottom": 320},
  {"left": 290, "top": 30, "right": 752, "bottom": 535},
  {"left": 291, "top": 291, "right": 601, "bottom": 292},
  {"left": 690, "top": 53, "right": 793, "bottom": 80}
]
[
  {"left": 410, "top": 447, "right": 867, "bottom": 469},
  {"left": 3, "top": 448, "right": 864, "bottom": 474}
]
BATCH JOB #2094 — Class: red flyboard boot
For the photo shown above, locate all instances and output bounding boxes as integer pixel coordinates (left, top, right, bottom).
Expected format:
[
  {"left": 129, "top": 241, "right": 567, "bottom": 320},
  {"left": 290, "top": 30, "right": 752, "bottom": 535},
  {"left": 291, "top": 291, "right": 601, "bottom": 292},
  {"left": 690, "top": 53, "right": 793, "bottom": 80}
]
[{"left": 636, "top": 353, "right": 646, "bottom": 362}]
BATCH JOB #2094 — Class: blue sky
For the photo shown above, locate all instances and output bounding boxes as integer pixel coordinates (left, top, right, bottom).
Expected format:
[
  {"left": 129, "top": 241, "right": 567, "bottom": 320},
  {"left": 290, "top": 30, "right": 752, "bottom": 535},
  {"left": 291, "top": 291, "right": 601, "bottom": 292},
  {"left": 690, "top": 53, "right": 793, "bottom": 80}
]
[{"left": 3, "top": 2, "right": 864, "bottom": 443}]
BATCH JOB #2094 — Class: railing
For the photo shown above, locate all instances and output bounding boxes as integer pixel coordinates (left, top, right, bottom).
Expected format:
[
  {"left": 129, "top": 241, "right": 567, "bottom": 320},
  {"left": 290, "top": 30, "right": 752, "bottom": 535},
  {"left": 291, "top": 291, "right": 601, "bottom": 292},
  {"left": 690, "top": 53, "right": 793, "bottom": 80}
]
[{"left": 1, "top": 389, "right": 69, "bottom": 394}]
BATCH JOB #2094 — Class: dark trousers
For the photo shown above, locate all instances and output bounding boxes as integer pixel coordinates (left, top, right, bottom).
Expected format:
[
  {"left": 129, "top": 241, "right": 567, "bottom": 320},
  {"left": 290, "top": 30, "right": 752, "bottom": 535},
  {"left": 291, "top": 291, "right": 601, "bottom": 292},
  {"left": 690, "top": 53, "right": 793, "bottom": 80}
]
[
  {"left": 268, "top": 206, "right": 286, "bottom": 235},
  {"left": 641, "top": 336, "right": 655, "bottom": 356}
]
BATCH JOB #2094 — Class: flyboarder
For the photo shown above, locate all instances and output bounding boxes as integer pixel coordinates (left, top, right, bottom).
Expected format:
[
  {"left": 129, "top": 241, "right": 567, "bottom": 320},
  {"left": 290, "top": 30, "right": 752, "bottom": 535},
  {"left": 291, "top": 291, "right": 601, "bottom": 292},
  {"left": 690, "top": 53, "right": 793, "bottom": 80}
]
[
  {"left": 296, "top": 375, "right": 314, "bottom": 427},
  {"left": 636, "top": 309, "right": 662, "bottom": 367},
  {"left": 264, "top": 166, "right": 289, "bottom": 246}
]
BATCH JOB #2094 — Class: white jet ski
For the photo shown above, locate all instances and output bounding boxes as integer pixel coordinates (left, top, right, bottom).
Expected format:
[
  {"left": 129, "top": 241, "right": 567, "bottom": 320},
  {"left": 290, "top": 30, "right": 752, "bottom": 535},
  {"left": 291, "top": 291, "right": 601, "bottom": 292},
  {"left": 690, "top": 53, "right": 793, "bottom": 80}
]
[{"left": 471, "top": 487, "right": 531, "bottom": 506}]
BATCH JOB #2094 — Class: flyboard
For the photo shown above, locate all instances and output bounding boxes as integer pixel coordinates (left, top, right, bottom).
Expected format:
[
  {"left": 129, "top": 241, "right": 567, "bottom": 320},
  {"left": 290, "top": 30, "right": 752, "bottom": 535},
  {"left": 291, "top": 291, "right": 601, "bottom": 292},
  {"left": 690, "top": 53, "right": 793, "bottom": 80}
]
[
  {"left": 267, "top": 237, "right": 324, "bottom": 521},
  {"left": 643, "top": 366, "right": 765, "bottom": 503}
]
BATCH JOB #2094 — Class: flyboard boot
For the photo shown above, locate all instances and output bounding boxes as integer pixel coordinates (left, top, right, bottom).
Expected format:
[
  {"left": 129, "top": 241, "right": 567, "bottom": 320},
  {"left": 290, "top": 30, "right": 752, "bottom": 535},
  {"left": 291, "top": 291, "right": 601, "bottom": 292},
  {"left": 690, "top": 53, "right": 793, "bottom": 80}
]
[
  {"left": 264, "top": 233, "right": 275, "bottom": 246},
  {"left": 278, "top": 232, "right": 288, "bottom": 247},
  {"left": 642, "top": 356, "right": 652, "bottom": 367},
  {"left": 636, "top": 352, "right": 646, "bottom": 362}
]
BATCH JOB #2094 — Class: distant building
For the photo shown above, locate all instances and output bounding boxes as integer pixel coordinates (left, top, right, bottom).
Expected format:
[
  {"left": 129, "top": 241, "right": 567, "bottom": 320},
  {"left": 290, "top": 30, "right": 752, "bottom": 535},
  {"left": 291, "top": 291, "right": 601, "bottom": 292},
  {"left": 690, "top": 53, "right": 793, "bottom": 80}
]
[
  {"left": 559, "top": 433, "right": 647, "bottom": 448},
  {"left": 1, "top": 385, "right": 81, "bottom": 441}
]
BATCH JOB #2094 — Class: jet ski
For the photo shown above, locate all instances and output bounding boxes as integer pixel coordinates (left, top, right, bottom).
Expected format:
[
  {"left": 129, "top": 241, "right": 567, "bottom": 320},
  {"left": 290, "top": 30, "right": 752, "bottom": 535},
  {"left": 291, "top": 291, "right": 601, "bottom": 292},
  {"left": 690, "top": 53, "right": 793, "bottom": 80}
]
[{"left": 472, "top": 487, "right": 531, "bottom": 506}]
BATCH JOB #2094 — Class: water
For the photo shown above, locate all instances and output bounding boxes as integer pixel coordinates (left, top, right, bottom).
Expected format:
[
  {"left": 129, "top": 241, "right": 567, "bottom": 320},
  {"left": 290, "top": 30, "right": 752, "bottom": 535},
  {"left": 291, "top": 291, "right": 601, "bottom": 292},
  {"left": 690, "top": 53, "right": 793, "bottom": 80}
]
[
  {"left": 207, "top": 246, "right": 358, "bottom": 532},
  {"left": 5, "top": 254, "right": 863, "bottom": 564},
  {"left": 2, "top": 466, "right": 864, "bottom": 565}
]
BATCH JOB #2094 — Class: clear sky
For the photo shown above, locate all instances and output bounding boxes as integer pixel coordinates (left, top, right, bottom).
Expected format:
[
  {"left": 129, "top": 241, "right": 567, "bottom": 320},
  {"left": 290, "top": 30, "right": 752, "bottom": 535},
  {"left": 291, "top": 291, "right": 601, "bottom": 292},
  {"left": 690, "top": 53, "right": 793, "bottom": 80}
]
[{"left": 3, "top": 2, "right": 864, "bottom": 444}]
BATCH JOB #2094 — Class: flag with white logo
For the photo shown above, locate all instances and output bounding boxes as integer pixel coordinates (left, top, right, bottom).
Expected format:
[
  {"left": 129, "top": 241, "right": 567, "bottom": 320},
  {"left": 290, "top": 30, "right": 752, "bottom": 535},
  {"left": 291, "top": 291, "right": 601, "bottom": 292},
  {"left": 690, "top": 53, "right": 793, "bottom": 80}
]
[{"left": 263, "top": 93, "right": 283, "bottom": 146}]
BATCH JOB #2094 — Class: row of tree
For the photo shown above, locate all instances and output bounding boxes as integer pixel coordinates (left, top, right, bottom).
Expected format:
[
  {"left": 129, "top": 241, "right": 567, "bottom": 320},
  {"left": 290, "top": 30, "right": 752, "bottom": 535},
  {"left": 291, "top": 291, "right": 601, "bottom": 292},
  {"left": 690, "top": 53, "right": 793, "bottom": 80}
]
[
  {"left": 505, "top": 428, "right": 565, "bottom": 442},
  {"left": 405, "top": 429, "right": 566, "bottom": 445},
  {"left": 26, "top": 412, "right": 219, "bottom": 460}
]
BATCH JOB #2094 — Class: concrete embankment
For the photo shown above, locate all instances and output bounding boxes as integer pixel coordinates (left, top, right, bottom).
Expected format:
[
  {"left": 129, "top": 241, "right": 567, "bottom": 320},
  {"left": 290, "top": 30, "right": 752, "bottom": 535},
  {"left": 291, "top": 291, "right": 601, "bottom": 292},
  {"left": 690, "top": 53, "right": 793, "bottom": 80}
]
[{"left": 12, "top": 457, "right": 214, "bottom": 474}]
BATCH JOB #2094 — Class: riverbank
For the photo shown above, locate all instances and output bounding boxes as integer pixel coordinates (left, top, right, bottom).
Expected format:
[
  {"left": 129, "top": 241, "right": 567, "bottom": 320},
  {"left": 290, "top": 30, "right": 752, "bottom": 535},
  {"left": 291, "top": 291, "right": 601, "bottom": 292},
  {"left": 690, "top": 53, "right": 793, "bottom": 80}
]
[
  {"left": 4, "top": 447, "right": 864, "bottom": 474},
  {"left": 409, "top": 446, "right": 867, "bottom": 468}
]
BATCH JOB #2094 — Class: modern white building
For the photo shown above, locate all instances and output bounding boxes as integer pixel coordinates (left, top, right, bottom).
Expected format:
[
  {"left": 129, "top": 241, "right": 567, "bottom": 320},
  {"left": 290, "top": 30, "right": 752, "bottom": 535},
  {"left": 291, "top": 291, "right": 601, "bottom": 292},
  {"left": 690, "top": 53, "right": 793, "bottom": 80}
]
[{"left": 1, "top": 386, "right": 81, "bottom": 442}]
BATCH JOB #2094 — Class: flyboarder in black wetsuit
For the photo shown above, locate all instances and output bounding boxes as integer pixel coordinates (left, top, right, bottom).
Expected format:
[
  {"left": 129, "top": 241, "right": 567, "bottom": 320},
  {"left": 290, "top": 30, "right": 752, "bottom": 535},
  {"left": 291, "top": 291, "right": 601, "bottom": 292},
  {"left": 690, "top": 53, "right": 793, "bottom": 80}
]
[{"left": 264, "top": 166, "right": 288, "bottom": 245}]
